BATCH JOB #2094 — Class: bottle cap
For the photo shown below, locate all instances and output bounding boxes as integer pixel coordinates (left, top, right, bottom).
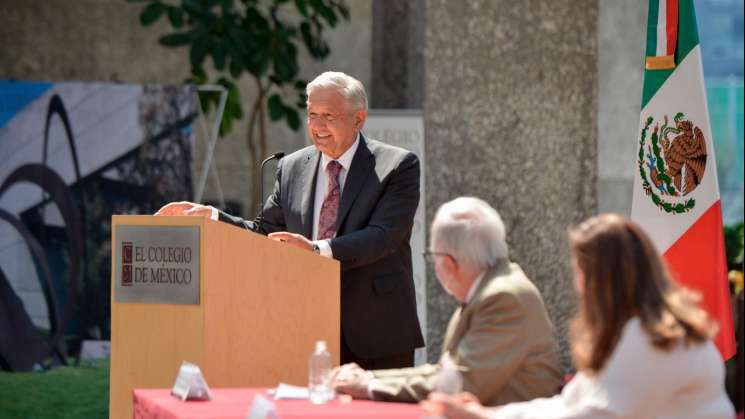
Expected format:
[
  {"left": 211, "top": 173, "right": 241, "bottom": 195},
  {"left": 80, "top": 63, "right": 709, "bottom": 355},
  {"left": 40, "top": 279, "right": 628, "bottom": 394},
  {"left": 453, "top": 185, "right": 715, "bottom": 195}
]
[{"left": 315, "top": 340, "right": 327, "bottom": 352}]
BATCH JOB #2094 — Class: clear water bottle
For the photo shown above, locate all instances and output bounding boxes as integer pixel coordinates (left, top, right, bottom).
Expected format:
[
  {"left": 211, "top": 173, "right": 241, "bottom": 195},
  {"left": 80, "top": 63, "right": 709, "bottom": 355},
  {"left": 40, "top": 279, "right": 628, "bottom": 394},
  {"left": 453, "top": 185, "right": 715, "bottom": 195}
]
[{"left": 308, "top": 340, "right": 333, "bottom": 404}]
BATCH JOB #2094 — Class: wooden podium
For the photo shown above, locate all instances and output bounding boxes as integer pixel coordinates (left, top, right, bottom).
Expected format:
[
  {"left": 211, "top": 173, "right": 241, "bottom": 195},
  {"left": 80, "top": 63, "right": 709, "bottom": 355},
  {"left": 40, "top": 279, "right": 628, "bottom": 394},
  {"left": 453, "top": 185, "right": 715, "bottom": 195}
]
[{"left": 109, "top": 215, "right": 340, "bottom": 419}]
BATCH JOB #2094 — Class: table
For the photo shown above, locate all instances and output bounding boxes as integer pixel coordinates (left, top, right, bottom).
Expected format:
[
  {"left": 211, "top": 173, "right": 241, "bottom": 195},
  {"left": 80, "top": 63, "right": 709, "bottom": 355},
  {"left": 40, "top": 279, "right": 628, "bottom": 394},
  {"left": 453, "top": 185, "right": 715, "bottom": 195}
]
[{"left": 133, "top": 388, "right": 425, "bottom": 418}]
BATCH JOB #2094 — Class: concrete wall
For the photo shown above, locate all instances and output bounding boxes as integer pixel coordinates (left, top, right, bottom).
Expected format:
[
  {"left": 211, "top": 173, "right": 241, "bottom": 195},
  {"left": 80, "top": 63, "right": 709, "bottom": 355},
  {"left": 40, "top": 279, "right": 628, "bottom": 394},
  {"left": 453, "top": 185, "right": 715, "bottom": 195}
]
[
  {"left": 370, "top": 0, "right": 425, "bottom": 109},
  {"left": 597, "top": 0, "right": 647, "bottom": 216},
  {"left": 1, "top": 0, "right": 188, "bottom": 84},
  {"left": 423, "top": 0, "right": 598, "bottom": 370}
]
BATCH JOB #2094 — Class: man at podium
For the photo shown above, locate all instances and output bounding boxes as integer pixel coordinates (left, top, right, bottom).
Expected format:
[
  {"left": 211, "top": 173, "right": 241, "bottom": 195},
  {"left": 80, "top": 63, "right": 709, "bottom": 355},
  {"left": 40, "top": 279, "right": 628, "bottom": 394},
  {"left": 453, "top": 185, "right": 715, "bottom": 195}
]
[{"left": 156, "top": 71, "right": 424, "bottom": 370}]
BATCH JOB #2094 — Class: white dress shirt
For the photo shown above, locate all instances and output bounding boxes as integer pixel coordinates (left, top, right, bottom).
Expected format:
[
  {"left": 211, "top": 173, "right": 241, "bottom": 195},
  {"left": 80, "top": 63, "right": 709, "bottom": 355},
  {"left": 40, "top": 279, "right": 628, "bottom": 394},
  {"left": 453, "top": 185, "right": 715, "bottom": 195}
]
[
  {"left": 465, "top": 270, "right": 486, "bottom": 304},
  {"left": 310, "top": 133, "right": 360, "bottom": 257},
  {"left": 490, "top": 317, "right": 734, "bottom": 419}
]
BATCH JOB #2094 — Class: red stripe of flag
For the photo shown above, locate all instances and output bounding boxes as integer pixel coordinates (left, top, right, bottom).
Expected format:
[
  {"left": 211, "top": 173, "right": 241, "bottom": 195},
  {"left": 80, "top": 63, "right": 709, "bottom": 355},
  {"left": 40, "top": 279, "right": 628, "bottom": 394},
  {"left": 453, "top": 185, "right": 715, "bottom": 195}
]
[
  {"left": 663, "top": 200, "right": 736, "bottom": 360},
  {"left": 666, "top": 0, "right": 679, "bottom": 56}
]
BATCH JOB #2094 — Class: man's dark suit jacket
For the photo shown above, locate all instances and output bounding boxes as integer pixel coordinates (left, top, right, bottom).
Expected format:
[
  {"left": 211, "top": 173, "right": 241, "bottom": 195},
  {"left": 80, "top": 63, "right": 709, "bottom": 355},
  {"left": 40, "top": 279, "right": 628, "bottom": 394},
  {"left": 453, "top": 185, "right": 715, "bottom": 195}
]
[{"left": 217, "top": 134, "right": 425, "bottom": 360}]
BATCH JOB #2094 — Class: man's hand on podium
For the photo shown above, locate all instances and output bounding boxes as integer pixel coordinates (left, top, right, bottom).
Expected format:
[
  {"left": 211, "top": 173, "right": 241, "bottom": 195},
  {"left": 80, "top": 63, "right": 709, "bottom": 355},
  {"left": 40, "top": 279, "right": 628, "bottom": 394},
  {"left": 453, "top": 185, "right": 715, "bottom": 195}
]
[
  {"left": 155, "top": 201, "right": 212, "bottom": 218},
  {"left": 268, "top": 232, "right": 313, "bottom": 252}
]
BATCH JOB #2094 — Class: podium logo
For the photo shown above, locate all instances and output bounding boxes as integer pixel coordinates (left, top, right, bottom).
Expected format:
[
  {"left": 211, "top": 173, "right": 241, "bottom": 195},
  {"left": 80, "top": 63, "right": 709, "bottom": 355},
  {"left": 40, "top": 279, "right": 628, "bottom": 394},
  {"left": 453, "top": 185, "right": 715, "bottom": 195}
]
[
  {"left": 122, "top": 242, "right": 133, "bottom": 286},
  {"left": 123, "top": 242, "right": 133, "bottom": 263}
]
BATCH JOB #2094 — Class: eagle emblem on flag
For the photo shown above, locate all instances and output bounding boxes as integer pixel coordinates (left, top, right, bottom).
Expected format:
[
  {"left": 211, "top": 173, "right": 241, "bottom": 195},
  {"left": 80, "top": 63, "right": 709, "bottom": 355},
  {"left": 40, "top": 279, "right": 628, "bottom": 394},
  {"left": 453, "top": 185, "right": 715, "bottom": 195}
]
[{"left": 637, "top": 112, "right": 707, "bottom": 214}]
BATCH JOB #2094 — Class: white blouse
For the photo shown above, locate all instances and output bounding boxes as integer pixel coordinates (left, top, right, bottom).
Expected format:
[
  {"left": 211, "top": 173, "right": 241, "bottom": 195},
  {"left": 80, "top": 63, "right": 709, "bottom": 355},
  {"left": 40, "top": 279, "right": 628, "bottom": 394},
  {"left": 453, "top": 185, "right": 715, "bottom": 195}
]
[{"left": 491, "top": 317, "right": 734, "bottom": 419}]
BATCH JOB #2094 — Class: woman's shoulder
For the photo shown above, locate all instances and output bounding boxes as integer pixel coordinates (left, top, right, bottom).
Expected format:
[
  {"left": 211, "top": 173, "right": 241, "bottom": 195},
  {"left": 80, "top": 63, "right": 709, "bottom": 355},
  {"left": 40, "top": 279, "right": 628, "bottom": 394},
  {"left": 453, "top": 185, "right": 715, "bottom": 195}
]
[
  {"left": 609, "top": 316, "right": 723, "bottom": 379},
  {"left": 623, "top": 316, "right": 718, "bottom": 353}
]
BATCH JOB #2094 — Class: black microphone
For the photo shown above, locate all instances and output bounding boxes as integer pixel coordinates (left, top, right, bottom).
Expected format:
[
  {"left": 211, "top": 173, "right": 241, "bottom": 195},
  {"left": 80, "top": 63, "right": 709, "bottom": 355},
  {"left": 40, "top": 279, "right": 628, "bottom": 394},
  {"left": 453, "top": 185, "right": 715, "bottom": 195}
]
[{"left": 256, "top": 152, "right": 285, "bottom": 231}]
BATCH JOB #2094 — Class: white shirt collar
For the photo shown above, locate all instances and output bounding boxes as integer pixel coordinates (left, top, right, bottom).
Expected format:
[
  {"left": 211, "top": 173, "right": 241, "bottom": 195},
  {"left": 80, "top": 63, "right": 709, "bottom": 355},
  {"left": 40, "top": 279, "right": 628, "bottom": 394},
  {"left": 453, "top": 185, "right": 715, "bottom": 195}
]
[
  {"left": 320, "top": 133, "right": 360, "bottom": 172},
  {"left": 465, "top": 270, "right": 487, "bottom": 304}
]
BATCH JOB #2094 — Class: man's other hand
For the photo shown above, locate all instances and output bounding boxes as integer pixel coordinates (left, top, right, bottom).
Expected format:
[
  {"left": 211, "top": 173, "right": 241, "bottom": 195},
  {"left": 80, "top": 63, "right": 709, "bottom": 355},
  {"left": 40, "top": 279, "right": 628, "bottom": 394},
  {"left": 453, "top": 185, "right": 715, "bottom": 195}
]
[
  {"left": 155, "top": 201, "right": 212, "bottom": 217},
  {"left": 267, "top": 232, "right": 313, "bottom": 252},
  {"left": 330, "top": 363, "right": 374, "bottom": 399}
]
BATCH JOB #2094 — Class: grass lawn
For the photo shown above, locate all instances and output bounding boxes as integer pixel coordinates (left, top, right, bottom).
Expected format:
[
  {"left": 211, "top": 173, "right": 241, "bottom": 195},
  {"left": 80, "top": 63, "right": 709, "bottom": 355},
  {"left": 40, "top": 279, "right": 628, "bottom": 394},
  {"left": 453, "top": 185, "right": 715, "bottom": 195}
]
[{"left": 0, "top": 360, "right": 109, "bottom": 419}]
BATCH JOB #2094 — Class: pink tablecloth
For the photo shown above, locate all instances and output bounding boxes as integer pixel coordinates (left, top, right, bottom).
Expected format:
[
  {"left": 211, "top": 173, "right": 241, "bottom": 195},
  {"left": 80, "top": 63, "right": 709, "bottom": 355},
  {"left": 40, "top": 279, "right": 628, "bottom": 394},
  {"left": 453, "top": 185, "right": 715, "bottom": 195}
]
[{"left": 133, "top": 388, "right": 424, "bottom": 419}]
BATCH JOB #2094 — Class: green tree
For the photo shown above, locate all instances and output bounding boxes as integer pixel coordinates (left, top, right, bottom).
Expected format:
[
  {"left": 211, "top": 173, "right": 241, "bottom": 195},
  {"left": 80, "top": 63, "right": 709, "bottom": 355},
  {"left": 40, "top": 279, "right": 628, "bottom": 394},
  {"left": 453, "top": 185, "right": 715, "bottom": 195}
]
[
  {"left": 724, "top": 221, "right": 744, "bottom": 271},
  {"left": 130, "top": 0, "right": 349, "bottom": 211}
]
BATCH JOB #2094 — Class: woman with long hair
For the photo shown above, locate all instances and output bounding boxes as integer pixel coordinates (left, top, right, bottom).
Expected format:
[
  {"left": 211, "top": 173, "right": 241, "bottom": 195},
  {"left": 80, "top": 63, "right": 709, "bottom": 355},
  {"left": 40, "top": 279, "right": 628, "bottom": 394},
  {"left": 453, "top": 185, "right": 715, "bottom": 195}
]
[{"left": 423, "top": 214, "right": 734, "bottom": 419}]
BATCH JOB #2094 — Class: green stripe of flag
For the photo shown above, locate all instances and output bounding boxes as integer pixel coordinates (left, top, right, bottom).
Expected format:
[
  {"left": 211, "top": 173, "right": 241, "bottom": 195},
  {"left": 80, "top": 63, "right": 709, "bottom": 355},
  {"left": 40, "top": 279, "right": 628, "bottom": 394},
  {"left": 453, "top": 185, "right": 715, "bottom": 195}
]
[
  {"left": 646, "top": 0, "right": 660, "bottom": 57},
  {"left": 641, "top": 0, "right": 701, "bottom": 108}
]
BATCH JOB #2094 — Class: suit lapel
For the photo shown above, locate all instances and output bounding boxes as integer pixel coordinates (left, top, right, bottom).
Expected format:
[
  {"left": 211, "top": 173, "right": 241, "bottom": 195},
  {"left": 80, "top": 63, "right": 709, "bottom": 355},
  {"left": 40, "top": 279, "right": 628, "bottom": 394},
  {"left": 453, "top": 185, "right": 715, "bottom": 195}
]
[
  {"left": 300, "top": 149, "right": 321, "bottom": 239},
  {"left": 442, "top": 308, "right": 463, "bottom": 354},
  {"left": 442, "top": 262, "right": 508, "bottom": 354},
  {"left": 336, "top": 135, "right": 373, "bottom": 233}
]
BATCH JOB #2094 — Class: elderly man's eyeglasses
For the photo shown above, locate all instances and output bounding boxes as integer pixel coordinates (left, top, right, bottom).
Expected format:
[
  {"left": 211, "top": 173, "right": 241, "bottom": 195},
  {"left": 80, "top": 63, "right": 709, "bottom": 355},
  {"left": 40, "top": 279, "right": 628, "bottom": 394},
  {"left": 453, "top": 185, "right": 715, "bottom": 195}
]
[{"left": 423, "top": 251, "right": 454, "bottom": 264}]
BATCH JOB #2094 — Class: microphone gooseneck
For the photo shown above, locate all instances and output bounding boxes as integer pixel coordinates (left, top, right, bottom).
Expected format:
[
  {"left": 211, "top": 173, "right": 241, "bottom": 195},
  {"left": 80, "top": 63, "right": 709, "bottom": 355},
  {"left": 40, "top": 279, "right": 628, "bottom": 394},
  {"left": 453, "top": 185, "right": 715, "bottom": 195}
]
[{"left": 256, "top": 152, "right": 285, "bottom": 232}]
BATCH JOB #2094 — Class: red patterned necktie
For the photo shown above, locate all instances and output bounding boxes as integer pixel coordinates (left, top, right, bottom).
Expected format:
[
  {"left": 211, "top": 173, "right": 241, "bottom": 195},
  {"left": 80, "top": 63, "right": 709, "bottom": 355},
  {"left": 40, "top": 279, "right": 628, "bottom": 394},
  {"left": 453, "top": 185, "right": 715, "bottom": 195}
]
[{"left": 317, "top": 160, "right": 342, "bottom": 240}]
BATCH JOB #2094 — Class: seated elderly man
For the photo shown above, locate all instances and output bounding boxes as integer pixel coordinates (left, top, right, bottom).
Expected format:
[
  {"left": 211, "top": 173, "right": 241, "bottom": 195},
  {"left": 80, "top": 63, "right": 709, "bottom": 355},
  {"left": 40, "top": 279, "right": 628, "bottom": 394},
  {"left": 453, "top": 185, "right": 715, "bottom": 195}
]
[{"left": 331, "top": 197, "right": 562, "bottom": 406}]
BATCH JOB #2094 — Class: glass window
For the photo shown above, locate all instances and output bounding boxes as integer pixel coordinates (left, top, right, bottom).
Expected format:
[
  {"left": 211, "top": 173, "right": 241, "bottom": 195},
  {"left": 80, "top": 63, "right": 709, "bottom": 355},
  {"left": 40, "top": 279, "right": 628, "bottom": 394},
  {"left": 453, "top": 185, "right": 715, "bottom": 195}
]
[{"left": 695, "top": 0, "right": 744, "bottom": 223}]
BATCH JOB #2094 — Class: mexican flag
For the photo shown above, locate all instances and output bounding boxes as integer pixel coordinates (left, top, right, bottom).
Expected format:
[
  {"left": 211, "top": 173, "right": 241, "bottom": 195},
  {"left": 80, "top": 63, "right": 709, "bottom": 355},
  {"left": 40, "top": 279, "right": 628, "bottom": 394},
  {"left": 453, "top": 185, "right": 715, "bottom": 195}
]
[{"left": 631, "top": 0, "right": 735, "bottom": 359}]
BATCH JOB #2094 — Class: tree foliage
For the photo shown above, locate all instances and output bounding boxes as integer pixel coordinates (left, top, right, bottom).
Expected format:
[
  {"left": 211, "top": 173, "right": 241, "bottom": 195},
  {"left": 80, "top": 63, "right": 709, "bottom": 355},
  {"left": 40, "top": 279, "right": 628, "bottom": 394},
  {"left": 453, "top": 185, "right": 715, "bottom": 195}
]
[
  {"left": 130, "top": 0, "right": 349, "bottom": 210},
  {"left": 132, "top": 0, "right": 348, "bottom": 133},
  {"left": 724, "top": 221, "right": 744, "bottom": 271}
]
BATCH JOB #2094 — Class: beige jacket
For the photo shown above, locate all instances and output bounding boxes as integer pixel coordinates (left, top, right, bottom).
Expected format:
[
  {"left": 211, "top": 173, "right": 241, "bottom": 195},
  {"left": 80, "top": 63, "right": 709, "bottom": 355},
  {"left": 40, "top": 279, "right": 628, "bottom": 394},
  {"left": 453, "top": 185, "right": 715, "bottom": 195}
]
[{"left": 370, "top": 261, "right": 562, "bottom": 406}]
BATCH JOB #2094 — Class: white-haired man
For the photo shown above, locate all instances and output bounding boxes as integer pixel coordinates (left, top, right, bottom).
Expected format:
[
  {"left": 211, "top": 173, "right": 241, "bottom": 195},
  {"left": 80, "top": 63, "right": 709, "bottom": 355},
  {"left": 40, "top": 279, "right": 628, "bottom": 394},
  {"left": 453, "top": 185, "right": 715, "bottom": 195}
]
[
  {"left": 332, "top": 197, "right": 562, "bottom": 405},
  {"left": 157, "top": 71, "right": 424, "bottom": 369}
]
